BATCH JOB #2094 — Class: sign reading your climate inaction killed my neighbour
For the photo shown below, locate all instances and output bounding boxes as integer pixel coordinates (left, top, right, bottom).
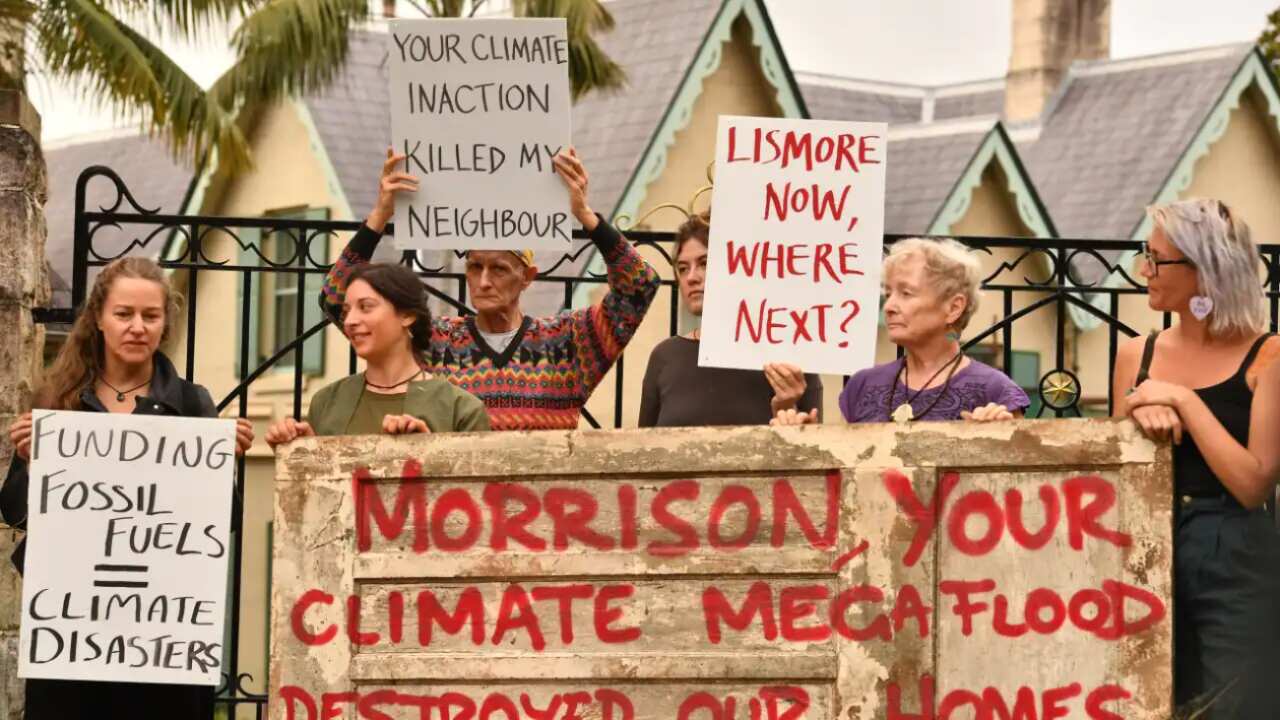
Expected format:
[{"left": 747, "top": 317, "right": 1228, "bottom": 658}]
[{"left": 389, "top": 18, "right": 572, "bottom": 251}]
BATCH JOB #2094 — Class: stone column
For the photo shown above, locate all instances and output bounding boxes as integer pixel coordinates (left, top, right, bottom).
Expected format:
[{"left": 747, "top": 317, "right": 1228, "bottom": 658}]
[{"left": 0, "top": 89, "right": 47, "bottom": 720}]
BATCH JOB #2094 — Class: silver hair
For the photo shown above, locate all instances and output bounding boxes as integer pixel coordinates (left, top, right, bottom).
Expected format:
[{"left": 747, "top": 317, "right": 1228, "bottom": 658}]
[
  {"left": 883, "top": 237, "right": 983, "bottom": 331},
  {"left": 1145, "top": 198, "right": 1265, "bottom": 338}
]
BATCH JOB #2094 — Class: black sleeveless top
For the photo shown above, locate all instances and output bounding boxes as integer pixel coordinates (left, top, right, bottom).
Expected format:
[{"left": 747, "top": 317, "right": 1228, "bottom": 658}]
[{"left": 1136, "top": 332, "right": 1274, "bottom": 497}]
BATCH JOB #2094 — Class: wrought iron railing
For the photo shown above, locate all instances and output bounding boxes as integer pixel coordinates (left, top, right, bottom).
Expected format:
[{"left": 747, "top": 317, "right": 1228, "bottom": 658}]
[{"left": 37, "top": 165, "right": 1280, "bottom": 718}]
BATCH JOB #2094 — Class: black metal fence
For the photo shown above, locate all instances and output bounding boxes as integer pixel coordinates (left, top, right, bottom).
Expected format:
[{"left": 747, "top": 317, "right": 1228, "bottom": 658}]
[{"left": 37, "top": 165, "right": 1280, "bottom": 718}]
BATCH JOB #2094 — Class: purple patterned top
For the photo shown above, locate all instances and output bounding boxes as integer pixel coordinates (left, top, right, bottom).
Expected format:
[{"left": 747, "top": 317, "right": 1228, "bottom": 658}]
[{"left": 838, "top": 359, "right": 1030, "bottom": 423}]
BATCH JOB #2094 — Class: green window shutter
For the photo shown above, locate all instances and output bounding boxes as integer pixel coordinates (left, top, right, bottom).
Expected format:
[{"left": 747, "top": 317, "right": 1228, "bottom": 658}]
[
  {"left": 302, "top": 208, "right": 329, "bottom": 375},
  {"left": 234, "top": 228, "right": 263, "bottom": 379}
]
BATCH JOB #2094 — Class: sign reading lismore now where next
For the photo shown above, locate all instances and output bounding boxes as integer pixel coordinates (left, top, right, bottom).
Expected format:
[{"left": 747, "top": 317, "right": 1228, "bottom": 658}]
[{"left": 269, "top": 420, "right": 1172, "bottom": 720}]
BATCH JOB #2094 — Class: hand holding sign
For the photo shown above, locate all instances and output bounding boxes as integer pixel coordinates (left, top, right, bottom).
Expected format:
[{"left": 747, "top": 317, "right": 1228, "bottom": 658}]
[
  {"left": 389, "top": 19, "right": 572, "bottom": 251},
  {"left": 18, "top": 411, "right": 235, "bottom": 685},
  {"left": 368, "top": 148, "right": 421, "bottom": 234},
  {"left": 552, "top": 147, "right": 598, "bottom": 231},
  {"left": 700, "top": 117, "right": 888, "bottom": 376},
  {"left": 9, "top": 410, "right": 32, "bottom": 460}
]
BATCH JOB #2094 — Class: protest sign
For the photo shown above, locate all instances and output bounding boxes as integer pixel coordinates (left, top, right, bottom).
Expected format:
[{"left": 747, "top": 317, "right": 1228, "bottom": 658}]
[
  {"left": 699, "top": 116, "right": 888, "bottom": 375},
  {"left": 389, "top": 18, "right": 572, "bottom": 251},
  {"left": 18, "top": 411, "right": 236, "bottom": 685},
  {"left": 269, "top": 420, "right": 1172, "bottom": 720}
]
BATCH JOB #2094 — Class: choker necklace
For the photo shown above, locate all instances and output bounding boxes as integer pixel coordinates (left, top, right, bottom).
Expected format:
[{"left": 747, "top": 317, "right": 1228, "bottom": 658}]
[
  {"left": 364, "top": 368, "right": 423, "bottom": 391},
  {"left": 100, "top": 375, "right": 151, "bottom": 403},
  {"left": 887, "top": 352, "right": 963, "bottom": 423}
]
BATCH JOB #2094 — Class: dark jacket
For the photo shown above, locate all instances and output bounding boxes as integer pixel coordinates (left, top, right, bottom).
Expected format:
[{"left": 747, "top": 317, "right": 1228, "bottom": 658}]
[{"left": 0, "top": 352, "right": 219, "bottom": 572}]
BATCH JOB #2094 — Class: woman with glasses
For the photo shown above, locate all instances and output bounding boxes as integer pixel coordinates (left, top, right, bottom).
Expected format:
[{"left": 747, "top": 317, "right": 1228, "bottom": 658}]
[{"left": 1113, "top": 198, "right": 1280, "bottom": 718}]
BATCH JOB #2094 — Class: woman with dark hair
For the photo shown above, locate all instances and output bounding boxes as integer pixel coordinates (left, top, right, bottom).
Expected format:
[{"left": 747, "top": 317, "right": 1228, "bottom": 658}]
[
  {"left": 1113, "top": 199, "right": 1280, "bottom": 718},
  {"left": 638, "top": 210, "right": 823, "bottom": 426},
  {"left": 266, "top": 263, "right": 488, "bottom": 447},
  {"left": 0, "top": 256, "right": 253, "bottom": 719}
]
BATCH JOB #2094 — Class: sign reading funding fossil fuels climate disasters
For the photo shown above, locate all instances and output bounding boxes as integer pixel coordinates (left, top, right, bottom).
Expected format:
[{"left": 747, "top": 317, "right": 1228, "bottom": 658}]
[
  {"left": 389, "top": 18, "right": 573, "bottom": 252},
  {"left": 18, "top": 411, "right": 236, "bottom": 685},
  {"left": 699, "top": 116, "right": 888, "bottom": 375},
  {"left": 269, "top": 420, "right": 1173, "bottom": 720}
]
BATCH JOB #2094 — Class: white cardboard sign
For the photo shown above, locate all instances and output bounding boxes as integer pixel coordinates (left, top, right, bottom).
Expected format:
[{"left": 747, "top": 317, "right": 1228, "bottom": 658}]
[
  {"left": 389, "top": 18, "right": 573, "bottom": 251},
  {"left": 699, "top": 116, "right": 888, "bottom": 375},
  {"left": 18, "top": 411, "right": 236, "bottom": 686}
]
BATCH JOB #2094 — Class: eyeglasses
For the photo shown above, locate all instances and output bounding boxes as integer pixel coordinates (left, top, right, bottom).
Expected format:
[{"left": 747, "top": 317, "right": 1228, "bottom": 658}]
[{"left": 1139, "top": 242, "right": 1193, "bottom": 277}]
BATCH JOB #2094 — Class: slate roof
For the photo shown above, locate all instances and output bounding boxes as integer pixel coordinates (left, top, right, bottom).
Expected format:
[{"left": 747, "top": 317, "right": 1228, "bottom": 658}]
[
  {"left": 44, "top": 132, "right": 194, "bottom": 308},
  {"left": 883, "top": 127, "right": 991, "bottom": 234},
  {"left": 934, "top": 87, "right": 1004, "bottom": 120},
  {"left": 796, "top": 73, "right": 1006, "bottom": 125},
  {"left": 1017, "top": 43, "right": 1253, "bottom": 239},
  {"left": 798, "top": 75, "right": 923, "bottom": 125}
]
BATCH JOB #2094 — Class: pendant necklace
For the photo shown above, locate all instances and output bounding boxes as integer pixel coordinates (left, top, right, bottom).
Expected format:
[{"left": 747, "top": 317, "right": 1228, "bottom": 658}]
[
  {"left": 887, "top": 352, "right": 963, "bottom": 423},
  {"left": 100, "top": 375, "right": 152, "bottom": 403}
]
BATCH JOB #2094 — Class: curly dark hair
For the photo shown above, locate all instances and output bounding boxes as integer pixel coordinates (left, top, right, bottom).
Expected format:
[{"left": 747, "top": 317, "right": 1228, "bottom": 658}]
[
  {"left": 674, "top": 209, "right": 711, "bottom": 259},
  {"left": 344, "top": 263, "right": 433, "bottom": 362}
]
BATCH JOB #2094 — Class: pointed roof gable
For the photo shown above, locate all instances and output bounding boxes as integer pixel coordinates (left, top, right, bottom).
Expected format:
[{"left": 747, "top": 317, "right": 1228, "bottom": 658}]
[{"left": 1017, "top": 43, "right": 1254, "bottom": 239}]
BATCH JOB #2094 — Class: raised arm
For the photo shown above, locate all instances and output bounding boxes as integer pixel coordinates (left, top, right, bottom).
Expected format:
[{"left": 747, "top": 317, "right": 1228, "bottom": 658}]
[
  {"left": 318, "top": 149, "right": 418, "bottom": 324},
  {"left": 553, "top": 149, "right": 660, "bottom": 397}
]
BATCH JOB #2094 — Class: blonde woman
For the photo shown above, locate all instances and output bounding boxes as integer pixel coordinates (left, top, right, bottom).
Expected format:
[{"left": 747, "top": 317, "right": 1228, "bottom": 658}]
[
  {"left": 776, "top": 237, "right": 1027, "bottom": 425},
  {"left": 1, "top": 257, "right": 253, "bottom": 718},
  {"left": 1113, "top": 199, "right": 1280, "bottom": 718}
]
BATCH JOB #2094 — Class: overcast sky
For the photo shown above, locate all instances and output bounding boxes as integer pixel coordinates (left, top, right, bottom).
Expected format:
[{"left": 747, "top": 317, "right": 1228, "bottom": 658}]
[{"left": 32, "top": 0, "right": 1280, "bottom": 141}]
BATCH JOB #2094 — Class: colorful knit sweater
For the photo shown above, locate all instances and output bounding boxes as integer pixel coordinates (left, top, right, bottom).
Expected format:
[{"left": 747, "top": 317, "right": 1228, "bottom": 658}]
[{"left": 320, "top": 217, "right": 660, "bottom": 431}]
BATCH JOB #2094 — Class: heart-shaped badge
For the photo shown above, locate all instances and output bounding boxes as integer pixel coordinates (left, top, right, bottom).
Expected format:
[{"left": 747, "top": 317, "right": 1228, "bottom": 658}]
[{"left": 1190, "top": 295, "right": 1214, "bottom": 321}]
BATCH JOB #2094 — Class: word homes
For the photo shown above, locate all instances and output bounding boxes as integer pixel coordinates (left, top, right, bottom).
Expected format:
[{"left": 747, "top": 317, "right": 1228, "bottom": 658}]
[
  {"left": 390, "top": 18, "right": 571, "bottom": 251},
  {"left": 19, "top": 411, "right": 235, "bottom": 686}
]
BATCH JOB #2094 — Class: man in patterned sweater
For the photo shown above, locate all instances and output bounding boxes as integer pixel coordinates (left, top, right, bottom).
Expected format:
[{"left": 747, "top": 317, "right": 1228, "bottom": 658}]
[{"left": 317, "top": 148, "right": 660, "bottom": 431}]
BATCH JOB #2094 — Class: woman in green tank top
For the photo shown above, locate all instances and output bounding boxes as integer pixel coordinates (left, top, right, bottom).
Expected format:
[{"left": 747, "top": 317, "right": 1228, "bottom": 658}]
[{"left": 265, "top": 263, "right": 488, "bottom": 449}]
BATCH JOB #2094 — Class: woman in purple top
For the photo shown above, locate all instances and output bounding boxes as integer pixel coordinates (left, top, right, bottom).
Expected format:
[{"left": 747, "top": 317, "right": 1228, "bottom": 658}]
[{"left": 776, "top": 237, "right": 1029, "bottom": 425}]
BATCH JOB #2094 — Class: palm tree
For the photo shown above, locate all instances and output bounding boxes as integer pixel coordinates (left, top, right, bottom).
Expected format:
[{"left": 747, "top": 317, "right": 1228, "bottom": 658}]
[{"left": 0, "top": 0, "right": 622, "bottom": 171}]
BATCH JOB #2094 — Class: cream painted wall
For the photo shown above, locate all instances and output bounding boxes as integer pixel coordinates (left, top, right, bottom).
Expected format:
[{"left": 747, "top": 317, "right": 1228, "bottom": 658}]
[
  {"left": 583, "top": 14, "right": 786, "bottom": 428},
  {"left": 946, "top": 164, "right": 1058, "bottom": 412},
  {"left": 1074, "top": 85, "right": 1280, "bottom": 410}
]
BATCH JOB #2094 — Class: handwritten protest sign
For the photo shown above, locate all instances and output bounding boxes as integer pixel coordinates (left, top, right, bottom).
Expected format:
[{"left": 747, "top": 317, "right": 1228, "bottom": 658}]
[
  {"left": 18, "top": 411, "right": 236, "bottom": 685},
  {"left": 389, "top": 18, "right": 572, "bottom": 251},
  {"left": 700, "top": 116, "right": 888, "bottom": 375},
  {"left": 269, "top": 421, "right": 1172, "bottom": 719}
]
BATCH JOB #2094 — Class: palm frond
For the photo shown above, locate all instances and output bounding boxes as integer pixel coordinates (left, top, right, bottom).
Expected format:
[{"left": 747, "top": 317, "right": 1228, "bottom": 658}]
[
  {"left": 35, "top": 0, "right": 244, "bottom": 165},
  {"left": 512, "top": 0, "right": 624, "bottom": 99},
  {"left": 215, "top": 0, "right": 368, "bottom": 101},
  {"left": 94, "top": 0, "right": 250, "bottom": 41}
]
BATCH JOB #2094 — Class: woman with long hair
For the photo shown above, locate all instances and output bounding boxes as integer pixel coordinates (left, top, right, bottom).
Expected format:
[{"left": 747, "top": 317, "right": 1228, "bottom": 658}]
[
  {"left": 265, "top": 262, "right": 489, "bottom": 447},
  {"left": 0, "top": 257, "right": 253, "bottom": 718},
  {"left": 1114, "top": 199, "right": 1280, "bottom": 718}
]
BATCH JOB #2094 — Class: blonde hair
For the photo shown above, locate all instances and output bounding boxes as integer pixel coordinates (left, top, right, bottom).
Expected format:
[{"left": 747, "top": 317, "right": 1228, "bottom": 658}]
[
  {"left": 1146, "top": 198, "right": 1265, "bottom": 338},
  {"left": 883, "top": 237, "right": 983, "bottom": 331},
  {"left": 37, "top": 258, "right": 180, "bottom": 410}
]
